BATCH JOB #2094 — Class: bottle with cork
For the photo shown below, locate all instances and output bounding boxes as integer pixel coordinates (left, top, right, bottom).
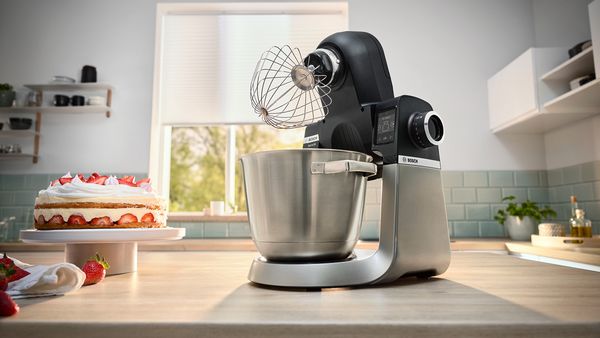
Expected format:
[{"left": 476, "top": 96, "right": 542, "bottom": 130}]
[
  {"left": 569, "top": 195, "right": 578, "bottom": 236},
  {"left": 570, "top": 209, "right": 593, "bottom": 238},
  {"left": 569, "top": 196, "right": 592, "bottom": 238}
]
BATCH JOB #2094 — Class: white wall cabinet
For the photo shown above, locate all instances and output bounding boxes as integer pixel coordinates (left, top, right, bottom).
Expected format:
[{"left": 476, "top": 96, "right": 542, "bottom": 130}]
[{"left": 488, "top": 0, "right": 600, "bottom": 134}]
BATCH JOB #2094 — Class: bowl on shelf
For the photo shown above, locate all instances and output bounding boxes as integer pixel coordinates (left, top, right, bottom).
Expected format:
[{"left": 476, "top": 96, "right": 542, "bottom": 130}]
[
  {"left": 51, "top": 75, "right": 76, "bottom": 84},
  {"left": 87, "top": 96, "right": 105, "bottom": 106},
  {"left": 9, "top": 118, "right": 32, "bottom": 130}
]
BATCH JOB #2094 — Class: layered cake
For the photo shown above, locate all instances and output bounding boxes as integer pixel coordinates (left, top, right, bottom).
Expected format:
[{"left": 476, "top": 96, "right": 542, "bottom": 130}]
[{"left": 34, "top": 173, "right": 166, "bottom": 230}]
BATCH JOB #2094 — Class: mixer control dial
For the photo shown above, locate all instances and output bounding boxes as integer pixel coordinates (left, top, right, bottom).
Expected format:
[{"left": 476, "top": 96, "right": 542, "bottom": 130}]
[{"left": 408, "top": 111, "right": 445, "bottom": 148}]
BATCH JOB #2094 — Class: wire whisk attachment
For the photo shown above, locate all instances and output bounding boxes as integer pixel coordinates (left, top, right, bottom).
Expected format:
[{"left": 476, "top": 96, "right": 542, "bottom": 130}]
[{"left": 250, "top": 45, "right": 332, "bottom": 129}]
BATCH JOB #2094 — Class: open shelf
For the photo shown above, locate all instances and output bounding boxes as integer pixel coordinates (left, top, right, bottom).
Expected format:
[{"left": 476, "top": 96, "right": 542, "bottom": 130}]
[
  {"left": 541, "top": 47, "right": 594, "bottom": 81},
  {"left": 492, "top": 109, "right": 596, "bottom": 134},
  {"left": 0, "top": 153, "right": 38, "bottom": 162},
  {"left": 489, "top": 2, "right": 599, "bottom": 134},
  {"left": 543, "top": 78, "right": 600, "bottom": 113},
  {"left": 0, "top": 105, "right": 111, "bottom": 115},
  {"left": 0, "top": 130, "right": 38, "bottom": 138},
  {"left": 493, "top": 78, "right": 600, "bottom": 133},
  {"left": 24, "top": 83, "right": 113, "bottom": 91},
  {"left": 0, "top": 83, "right": 114, "bottom": 164}
]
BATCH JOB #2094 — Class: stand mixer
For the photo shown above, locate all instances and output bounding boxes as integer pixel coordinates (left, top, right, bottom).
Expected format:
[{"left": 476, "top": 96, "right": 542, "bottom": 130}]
[{"left": 244, "top": 31, "right": 450, "bottom": 288}]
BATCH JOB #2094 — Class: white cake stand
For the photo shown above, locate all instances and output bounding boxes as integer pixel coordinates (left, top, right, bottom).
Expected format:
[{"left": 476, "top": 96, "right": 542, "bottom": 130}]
[{"left": 20, "top": 228, "right": 186, "bottom": 275}]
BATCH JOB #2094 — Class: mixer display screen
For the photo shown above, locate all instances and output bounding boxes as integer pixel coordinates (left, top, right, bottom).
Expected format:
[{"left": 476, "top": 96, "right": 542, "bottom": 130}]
[{"left": 376, "top": 110, "right": 396, "bottom": 144}]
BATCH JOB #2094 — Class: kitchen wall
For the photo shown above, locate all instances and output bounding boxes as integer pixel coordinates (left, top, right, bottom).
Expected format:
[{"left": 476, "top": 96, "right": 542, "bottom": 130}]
[
  {"left": 532, "top": 0, "right": 593, "bottom": 48},
  {"left": 1, "top": 0, "right": 591, "bottom": 174},
  {"left": 544, "top": 115, "right": 600, "bottom": 169},
  {"left": 1, "top": 1, "right": 599, "bottom": 239}
]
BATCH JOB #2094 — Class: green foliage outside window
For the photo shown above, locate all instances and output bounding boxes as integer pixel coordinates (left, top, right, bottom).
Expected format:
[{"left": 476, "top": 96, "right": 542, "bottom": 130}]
[{"left": 169, "top": 125, "right": 303, "bottom": 212}]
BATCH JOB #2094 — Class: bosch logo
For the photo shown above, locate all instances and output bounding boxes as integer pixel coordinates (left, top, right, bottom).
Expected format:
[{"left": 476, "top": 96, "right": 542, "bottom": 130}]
[{"left": 398, "top": 155, "right": 441, "bottom": 169}]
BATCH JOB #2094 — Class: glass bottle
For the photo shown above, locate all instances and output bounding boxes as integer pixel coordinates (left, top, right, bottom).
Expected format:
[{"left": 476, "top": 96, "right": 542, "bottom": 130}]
[
  {"left": 570, "top": 209, "right": 592, "bottom": 238},
  {"left": 570, "top": 195, "right": 578, "bottom": 218},
  {"left": 568, "top": 196, "right": 578, "bottom": 237}
]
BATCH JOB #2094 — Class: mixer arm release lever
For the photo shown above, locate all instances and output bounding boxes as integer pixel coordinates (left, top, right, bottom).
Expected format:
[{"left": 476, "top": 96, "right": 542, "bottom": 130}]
[{"left": 311, "top": 160, "right": 377, "bottom": 177}]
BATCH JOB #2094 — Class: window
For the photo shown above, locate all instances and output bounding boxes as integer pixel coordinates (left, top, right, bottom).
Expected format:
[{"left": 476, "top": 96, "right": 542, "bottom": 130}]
[
  {"left": 169, "top": 125, "right": 304, "bottom": 212},
  {"left": 150, "top": 3, "right": 348, "bottom": 213}
]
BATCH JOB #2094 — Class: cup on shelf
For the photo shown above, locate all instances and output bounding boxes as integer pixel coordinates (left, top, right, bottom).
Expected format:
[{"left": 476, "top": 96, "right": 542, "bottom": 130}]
[
  {"left": 15, "top": 90, "right": 30, "bottom": 107},
  {"left": 53, "top": 94, "right": 70, "bottom": 106},
  {"left": 70, "top": 95, "right": 85, "bottom": 106},
  {"left": 210, "top": 201, "right": 225, "bottom": 216},
  {"left": 9, "top": 117, "right": 32, "bottom": 130},
  {"left": 26, "top": 91, "right": 40, "bottom": 107},
  {"left": 87, "top": 96, "right": 105, "bottom": 106}
]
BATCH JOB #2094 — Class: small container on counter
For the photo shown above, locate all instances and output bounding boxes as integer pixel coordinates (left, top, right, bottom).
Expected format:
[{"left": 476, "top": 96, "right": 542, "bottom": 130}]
[
  {"left": 538, "top": 223, "right": 565, "bottom": 237},
  {"left": 570, "top": 208, "right": 592, "bottom": 238}
]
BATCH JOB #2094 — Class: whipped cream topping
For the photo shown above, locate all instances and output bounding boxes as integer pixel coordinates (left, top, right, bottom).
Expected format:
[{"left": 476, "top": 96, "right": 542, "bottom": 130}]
[{"left": 39, "top": 175, "right": 158, "bottom": 199}]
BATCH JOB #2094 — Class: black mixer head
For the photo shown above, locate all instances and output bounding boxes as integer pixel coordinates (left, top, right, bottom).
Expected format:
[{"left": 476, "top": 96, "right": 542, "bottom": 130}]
[
  {"left": 303, "top": 31, "right": 394, "bottom": 157},
  {"left": 303, "top": 31, "right": 445, "bottom": 173}
]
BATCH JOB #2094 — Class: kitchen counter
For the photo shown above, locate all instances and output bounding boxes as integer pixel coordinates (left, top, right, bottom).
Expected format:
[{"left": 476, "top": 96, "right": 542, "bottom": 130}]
[
  {"left": 506, "top": 242, "right": 600, "bottom": 267},
  {"left": 0, "top": 238, "right": 510, "bottom": 252},
  {"left": 1, "top": 251, "right": 599, "bottom": 338}
]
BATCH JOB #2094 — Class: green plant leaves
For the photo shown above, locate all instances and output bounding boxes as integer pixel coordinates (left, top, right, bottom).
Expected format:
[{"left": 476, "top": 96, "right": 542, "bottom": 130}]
[
  {"left": 494, "top": 195, "right": 557, "bottom": 225},
  {"left": 0, "top": 83, "right": 13, "bottom": 91}
]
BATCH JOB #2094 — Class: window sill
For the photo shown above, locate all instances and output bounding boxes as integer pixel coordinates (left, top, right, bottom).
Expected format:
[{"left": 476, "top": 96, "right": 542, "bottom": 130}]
[{"left": 168, "top": 212, "right": 248, "bottom": 223}]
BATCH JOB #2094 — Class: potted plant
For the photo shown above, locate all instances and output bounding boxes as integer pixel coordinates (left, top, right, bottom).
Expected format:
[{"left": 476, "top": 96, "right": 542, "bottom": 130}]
[
  {"left": 494, "top": 196, "right": 557, "bottom": 241},
  {"left": 0, "top": 83, "right": 15, "bottom": 107}
]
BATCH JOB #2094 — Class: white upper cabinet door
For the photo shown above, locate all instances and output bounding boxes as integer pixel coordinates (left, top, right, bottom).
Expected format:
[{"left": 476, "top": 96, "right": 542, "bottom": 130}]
[{"left": 488, "top": 49, "right": 538, "bottom": 131}]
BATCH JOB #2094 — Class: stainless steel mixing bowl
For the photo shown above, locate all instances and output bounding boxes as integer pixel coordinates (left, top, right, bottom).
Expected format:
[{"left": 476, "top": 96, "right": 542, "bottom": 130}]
[{"left": 241, "top": 149, "right": 377, "bottom": 262}]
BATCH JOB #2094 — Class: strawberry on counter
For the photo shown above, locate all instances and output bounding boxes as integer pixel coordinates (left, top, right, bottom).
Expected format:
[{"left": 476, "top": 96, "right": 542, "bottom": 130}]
[
  {"left": 0, "top": 291, "right": 19, "bottom": 317},
  {"left": 82, "top": 253, "right": 110, "bottom": 286}
]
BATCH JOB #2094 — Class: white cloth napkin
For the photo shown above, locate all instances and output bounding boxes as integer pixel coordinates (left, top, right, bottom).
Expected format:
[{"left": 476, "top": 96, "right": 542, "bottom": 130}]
[{"left": 6, "top": 256, "right": 86, "bottom": 299}]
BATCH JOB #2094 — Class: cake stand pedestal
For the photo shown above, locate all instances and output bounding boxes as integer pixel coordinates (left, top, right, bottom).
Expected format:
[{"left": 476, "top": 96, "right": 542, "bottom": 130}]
[{"left": 20, "top": 228, "right": 185, "bottom": 275}]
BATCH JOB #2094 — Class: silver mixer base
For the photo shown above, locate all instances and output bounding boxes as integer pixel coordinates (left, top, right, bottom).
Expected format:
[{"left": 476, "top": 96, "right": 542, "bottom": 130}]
[
  {"left": 249, "top": 250, "right": 386, "bottom": 288},
  {"left": 248, "top": 164, "right": 451, "bottom": 288}
]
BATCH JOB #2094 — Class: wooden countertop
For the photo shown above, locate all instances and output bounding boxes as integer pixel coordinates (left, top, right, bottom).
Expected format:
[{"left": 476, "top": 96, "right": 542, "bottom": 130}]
[
  {"left": 506, "top": 242, "right": 600, "bottom": 266},
  {"left": 0, "top": 251, "right": 599, "bottom": 338},
  {"left": 0, "top": 238, "right": 510, "bottom": 252}
]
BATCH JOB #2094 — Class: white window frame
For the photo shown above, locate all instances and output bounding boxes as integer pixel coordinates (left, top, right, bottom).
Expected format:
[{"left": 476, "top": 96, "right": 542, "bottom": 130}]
[{"left": 149, "top": 2, "right": 348, "bottom": 213}]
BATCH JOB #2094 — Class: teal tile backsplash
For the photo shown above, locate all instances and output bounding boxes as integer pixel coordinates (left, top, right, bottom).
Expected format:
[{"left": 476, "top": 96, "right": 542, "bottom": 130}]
[
  {"left": 515, "top": 171, "right": 539, "bottom": 187},
  {"left": 489, "top": 171, "right": 513, "bottom": 187},
  {"left": 1, "top": 161, "right": 599, "bottom": 241},
  {"left": 453, "top": 221, "right": 479, "bottom": 238},
  {"left": 463, "top": 171, "right": 488, "bottom": 187},
  {"left": 204, "top": 222, "right": 228, "bottom": 238},
  {"left": 476, "top": 188, "right": 501, "bottom": 203},
  {"left": 465, "top": 204, "right": 490, "bottom": 221},
  {"left": 452, "top": 188, "right": 477, "bottom": 203}
]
